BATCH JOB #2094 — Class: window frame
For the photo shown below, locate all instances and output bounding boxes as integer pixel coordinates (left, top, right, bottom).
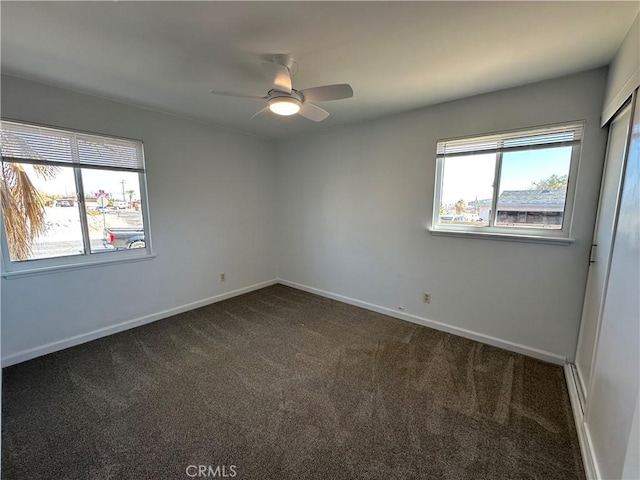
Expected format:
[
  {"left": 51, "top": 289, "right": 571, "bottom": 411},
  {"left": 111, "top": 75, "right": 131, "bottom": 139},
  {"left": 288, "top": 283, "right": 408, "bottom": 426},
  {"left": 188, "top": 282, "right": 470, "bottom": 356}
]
[
  {"left": 1, "top": 119, "right": 154, "bottom": 277},
  {"left": 430, "top": 121, "right": 584, "bottom": 244}
]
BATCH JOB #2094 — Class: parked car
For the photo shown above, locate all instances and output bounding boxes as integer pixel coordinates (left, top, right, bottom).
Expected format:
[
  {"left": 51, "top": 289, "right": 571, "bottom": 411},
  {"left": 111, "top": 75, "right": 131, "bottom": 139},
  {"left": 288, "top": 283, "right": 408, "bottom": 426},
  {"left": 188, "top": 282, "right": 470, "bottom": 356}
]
[
  {"left": 103, "top": 227, "right": 145, "bottom": 250},
  {"left": 439, "top": 214, "right": 467, "bottom": 222}
]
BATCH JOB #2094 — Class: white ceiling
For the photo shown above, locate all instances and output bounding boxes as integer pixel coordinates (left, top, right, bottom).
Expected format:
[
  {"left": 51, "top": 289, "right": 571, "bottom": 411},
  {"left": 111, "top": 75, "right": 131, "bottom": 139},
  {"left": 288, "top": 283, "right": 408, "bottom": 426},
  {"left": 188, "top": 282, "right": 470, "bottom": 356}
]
[{"left": 1, "top": 1, "right": 638, "bottom": 139}]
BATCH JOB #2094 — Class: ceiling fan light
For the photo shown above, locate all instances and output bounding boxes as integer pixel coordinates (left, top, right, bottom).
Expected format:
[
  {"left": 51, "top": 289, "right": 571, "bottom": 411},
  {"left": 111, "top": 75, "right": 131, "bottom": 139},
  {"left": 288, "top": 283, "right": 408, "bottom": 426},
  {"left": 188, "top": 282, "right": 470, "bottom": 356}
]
[{"left": 269, "top": 97, "right": 300, "bottom": 116}]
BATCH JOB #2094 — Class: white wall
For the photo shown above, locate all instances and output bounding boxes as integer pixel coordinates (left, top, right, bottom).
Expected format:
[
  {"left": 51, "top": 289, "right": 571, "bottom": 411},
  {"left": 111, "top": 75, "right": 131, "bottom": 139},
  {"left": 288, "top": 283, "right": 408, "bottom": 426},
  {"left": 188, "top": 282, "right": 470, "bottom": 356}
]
[
  {"left": 277, "top": 68, "right": 609, "bottom": 362},
  {"left": 602, "top": 14, "right": 639, "bottom": 125},
  {"left": 1, "top": 75, "right": 279, "bottom": 365}
]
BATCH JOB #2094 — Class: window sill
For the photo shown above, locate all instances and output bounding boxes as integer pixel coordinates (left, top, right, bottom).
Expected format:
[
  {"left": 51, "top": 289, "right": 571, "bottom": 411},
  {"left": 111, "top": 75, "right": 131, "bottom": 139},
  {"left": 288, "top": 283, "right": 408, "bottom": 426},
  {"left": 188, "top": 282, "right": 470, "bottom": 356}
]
[
  {"left": 428, "top": 228, "right": 574, "bottom": 245},
  {"left": 2, "top": 252, "right": 157, "bottom": 279}
]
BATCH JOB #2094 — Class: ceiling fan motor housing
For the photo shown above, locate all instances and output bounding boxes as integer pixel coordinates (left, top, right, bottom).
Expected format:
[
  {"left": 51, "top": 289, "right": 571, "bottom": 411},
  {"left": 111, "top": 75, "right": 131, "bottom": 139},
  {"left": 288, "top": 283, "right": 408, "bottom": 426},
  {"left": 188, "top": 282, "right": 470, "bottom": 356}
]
[{"left": 268, "top": 89, "right": 302, "bottom": 101}]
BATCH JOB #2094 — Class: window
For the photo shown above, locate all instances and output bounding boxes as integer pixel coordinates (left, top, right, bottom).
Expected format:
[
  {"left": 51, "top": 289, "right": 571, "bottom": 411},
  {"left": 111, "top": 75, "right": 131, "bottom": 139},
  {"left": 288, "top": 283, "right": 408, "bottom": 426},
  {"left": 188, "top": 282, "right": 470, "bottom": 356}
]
[
  {"left": 431, "top": 122, "right": 583, "bottom": 242},
  {"left": 1, "top": 120, "right": 152, "bottom": 275}
]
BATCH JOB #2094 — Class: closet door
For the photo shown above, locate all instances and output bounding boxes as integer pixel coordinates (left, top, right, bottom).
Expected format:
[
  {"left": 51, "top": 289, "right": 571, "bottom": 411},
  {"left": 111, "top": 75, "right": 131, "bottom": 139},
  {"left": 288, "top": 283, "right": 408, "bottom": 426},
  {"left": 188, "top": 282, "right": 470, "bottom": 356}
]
[
  {"left": 574, "top": 100, "right": 632, "bottom": 400},
  {"left": 585, "top": 91, "right": 639, "bottom": 480}
]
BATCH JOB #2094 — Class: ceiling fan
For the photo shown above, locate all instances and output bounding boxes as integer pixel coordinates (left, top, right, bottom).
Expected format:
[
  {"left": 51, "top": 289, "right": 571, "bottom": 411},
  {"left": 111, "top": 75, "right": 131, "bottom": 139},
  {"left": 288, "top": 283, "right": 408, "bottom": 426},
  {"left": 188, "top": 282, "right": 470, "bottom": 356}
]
[{"left": 209, "top": 54, "right": 353, "bottom": 122}]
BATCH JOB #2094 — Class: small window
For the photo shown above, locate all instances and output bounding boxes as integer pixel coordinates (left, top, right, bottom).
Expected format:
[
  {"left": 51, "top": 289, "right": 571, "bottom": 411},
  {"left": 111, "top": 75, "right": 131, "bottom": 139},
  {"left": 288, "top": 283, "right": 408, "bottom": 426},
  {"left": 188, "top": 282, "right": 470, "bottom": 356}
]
[
  {"left": 431, "top": 122, "right": 583, "bottom": 242},
  {"left": 1, "top": 120, "right": 152, "bottom": 275}
]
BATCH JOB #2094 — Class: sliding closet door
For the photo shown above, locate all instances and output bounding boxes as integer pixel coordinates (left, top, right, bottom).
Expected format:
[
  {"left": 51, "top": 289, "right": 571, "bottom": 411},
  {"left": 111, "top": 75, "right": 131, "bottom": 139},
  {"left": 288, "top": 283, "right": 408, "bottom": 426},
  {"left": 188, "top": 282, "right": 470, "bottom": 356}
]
[
  {"left": 574, "top": 100, "right": 632, "bottom": 400},
  {"left": 586, "top": 92, "right": 639, "bottom": 480}
]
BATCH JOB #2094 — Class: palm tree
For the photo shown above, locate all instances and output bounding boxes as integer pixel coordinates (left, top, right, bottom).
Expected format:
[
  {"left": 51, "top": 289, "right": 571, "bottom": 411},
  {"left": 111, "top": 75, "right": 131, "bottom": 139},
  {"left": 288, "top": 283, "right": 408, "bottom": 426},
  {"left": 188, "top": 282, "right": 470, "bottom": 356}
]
[
  {"left": 126, "top": 189, "right": 135, "bottom": 208},
  {"left": 454, "top": 198, "right": 466, "bottom": 214},
  {"left": 1, "top": 161, "right": 59, "bottom": 260}
]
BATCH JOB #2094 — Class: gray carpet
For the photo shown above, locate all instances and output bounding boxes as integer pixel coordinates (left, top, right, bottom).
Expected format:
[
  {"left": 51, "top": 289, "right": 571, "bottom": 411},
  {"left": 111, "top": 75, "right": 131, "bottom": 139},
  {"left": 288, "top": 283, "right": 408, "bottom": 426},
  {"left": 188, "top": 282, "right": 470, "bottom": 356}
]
[{"left": 2, "top": 284, "right": 584, "bottom": 479}]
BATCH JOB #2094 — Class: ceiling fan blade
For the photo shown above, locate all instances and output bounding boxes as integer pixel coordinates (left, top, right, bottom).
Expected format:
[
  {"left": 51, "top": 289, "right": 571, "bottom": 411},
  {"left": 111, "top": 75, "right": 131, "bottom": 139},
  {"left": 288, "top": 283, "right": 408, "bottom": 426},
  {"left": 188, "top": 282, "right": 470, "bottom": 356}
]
[
  {"left": 298, "top": 103, "right": 329, "bottom": 122},
  {"left": 299, "top": 84, "right": 353, "bottom": 103},
  {"left": 250, "top": 105, "right": 272, "bottom": 120},
  {"left": 210, "top": 89, "right": 266, "bottom": 99},
  {"left": 261, "top": 62, "right": 292, "bottom": 93}
]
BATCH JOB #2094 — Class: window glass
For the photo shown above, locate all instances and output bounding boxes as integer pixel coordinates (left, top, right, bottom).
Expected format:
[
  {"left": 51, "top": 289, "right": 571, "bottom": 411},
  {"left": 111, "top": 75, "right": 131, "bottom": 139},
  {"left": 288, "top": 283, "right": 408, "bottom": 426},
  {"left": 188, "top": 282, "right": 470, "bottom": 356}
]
[
  {"left": 495, "top": 147, "right": 571, "bottom": 229},
  {"left": 81, "top": 169, "right": 144, "bottom": 253},
  {"left": 438, "top": 153, "right": 494, "bottom": 227},
  {"left": 2, "top": 162, "right": 84, "bottom": 261}
]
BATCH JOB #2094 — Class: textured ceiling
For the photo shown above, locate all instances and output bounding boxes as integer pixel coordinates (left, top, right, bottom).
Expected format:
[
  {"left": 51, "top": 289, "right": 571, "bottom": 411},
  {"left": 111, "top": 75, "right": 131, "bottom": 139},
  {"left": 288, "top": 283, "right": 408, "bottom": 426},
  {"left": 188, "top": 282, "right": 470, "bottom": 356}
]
[{"left": 1, "top": 2, "right": 638, "bottom": 139}]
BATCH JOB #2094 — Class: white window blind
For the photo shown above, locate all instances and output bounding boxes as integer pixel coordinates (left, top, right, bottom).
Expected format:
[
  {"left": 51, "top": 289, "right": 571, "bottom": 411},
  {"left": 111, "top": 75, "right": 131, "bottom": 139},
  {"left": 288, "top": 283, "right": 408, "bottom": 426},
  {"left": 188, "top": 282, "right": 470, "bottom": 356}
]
[
  {"left": 0, "top": 120, "right": 144, "bottom": 172},
  {"left": 436, "top": 122, "right": 584, "bottom": 157}
]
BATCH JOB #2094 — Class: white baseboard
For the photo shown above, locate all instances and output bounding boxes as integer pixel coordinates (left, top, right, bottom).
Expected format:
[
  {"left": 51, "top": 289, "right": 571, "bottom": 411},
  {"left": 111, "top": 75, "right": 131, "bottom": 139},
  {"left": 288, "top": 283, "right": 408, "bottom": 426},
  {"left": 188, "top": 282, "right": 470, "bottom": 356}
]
[
  {"left": 564, "top": 363, "right": 600, "bottom": 480},
  {"left": 277, "top": 278, "right": 566, "bottom": 365},
  {"left": 1, "top": 279, "right": 279, "bottom": 367}
]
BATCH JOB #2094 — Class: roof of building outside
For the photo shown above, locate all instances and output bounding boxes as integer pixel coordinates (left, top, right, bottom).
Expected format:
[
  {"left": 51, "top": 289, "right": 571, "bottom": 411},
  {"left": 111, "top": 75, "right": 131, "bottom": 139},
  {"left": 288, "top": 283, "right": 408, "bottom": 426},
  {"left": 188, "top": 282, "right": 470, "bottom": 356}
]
[{"left": 468, "top": 189, "right": 566, "bottom": 208}]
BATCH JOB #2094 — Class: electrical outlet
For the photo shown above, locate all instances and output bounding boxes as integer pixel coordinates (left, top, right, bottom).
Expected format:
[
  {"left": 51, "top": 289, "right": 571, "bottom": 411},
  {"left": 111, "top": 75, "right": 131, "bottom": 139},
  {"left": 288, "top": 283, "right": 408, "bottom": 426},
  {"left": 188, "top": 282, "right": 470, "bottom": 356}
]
[
  {"left": 220, "top": 272, "right": 226, "bottom": 282},
  {"left": 423, "top": 292, "right": 431, "bottom": 304}
]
